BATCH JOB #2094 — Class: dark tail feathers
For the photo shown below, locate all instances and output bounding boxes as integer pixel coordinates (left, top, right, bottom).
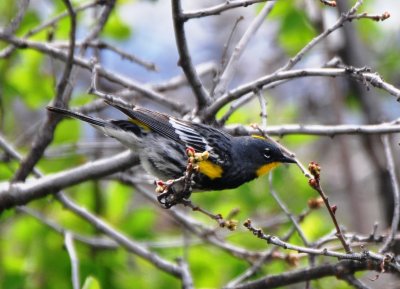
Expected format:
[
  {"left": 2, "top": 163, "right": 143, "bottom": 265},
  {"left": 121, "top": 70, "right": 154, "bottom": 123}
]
[{"left": 47, "top": 106, "right": 107, "bottom": 127}]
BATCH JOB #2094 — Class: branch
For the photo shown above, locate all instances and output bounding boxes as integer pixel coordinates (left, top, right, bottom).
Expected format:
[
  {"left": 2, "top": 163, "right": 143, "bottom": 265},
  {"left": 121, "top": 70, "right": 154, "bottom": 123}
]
[
  {"left": 122, "top": 179, "right": 266, "bottom": 262},
  {"left": 64, "top": 232, "right": 80, "bottom": 289},
  {"left": 0, "top": 33, "right": 184, "bottom": 112},
  {"left": 213, "top": 1, "right": 275, "bottom": 98},
  {"left": 53, "top": 40, "right": 157, "bottom": 71},
  {"left": 243, "top": 219, "right": 399, "bottom": 271},
  {"left": 226, "top": 121, "right": 400, "bottom": 136},
  {"left": 268, "top": 174, "right": 309, "bottom": 245},
  {"left": 12, "top": 0, "right": 77, "bottom": 181},
  {"left": 171, "top": 0, "right": 211, "bottom": 109},
  {"left": 205, "top": 68, "right": 400, "bottom": 118},
  {"left": 277, "top": 0, "right": 364, "bottom": 72},
  {"left": 232, "top": 260, "right": 390, "bottom": 289},
  {"left": 2, "top": 0, "right": 30, "bottom": 35},
  {"left": 0, "top": 151, "right": 138, "bottom": 211},
  {"left": 0, "top": 1, "right": 99, "bottom": 58},
  {"left": 183, "top": 0, "right": 270, "bottom": 20},
  {"left": 18, "top": 206, "right": 118, "bottom": 249},
  {"left": 308, "top": 162, "right": 352, "bottom": 253},
  {"left": 379, "top": 135, "right": 400, "bottom": 253},
  {"left": 56, "top": 193, "right": 183, "bottom": 278}
]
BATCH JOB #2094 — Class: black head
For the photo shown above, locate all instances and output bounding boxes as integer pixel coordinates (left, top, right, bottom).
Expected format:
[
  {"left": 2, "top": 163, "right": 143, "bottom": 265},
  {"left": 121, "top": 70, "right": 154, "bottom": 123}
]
[{"left": 233, "top": 136, "right": 296, "bottom": 177}]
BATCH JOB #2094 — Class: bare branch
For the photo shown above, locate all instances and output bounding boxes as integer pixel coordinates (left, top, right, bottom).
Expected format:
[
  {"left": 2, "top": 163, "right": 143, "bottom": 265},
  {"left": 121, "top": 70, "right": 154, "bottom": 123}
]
[
  {"left": 277, "top": 0, "right": 364, "bottom": 72},
  {"left": 64, "top": 232, "right": 80, "bottom": 289},
  {"left": 205, "top": 68, "right": 400, "bottom": 119},
  {"left": 0, "top": 33, "right": 185, "bottom": 112},
  {"left": 171, "top": 0, "right": 211, "bottom": 109},
  {"left": 213, "top": 1, "right": 275, "bottom": 98},
  {"left": 340, "top": 274, "right": 372, "bottom": 289},
  {"left": 268, "top": 174, "right": 309, "bottom": 245},
  {"left": 0, "top": 1, "right": 99, "bottom": 58},
  {"left": 12, "top": 0, "right": 77, "bottom": 182},
  {"left": 177, "top": 258, "right": 194, "bottom": 289},
  {"left": 56, "top": 193, "right": 183, "bottom": 278},
  {"left": 2, "top": 0, "right": 30, "bottom": 35},
  {"left": 0, "top": 151, "right": 138, "bottom": 211},
  {"left": 379, "top": 135, "right": 400, "bottom": 253},
  {"left": 18, "top": 206, "right": 118, "bottom": 249},
  {"left": 243, "top": 219, "right": 399, "bottom": 271},
  {"left": 226, "top": 121, "right": 400, "bottom": 136},
  {"left": 231, "top": 260, "right": 390, "bottom": 289},
  {"left": 183, "top": 0, "right": 271, "bottom": 20},
  {"left": 51, "top": 40, "right": 158, "bottom": 71}
]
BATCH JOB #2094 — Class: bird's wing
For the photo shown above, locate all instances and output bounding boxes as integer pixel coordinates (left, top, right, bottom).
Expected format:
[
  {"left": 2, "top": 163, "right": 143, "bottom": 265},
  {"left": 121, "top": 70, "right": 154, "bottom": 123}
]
[{"left": 108, "top": 102, "right": 211, "bottom": 153}]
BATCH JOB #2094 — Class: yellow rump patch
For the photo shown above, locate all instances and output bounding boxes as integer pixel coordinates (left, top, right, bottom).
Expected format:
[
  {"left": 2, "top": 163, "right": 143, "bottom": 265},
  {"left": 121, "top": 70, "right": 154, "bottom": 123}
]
[
  {"left": 129, "top": 119, "right": 150, "bottom": 131},
  {"left": 256, "top": 162, "right": 280, "bottom": 177},
  {"left": 198, "top": 160, "right": 223, "bottom": 179}
]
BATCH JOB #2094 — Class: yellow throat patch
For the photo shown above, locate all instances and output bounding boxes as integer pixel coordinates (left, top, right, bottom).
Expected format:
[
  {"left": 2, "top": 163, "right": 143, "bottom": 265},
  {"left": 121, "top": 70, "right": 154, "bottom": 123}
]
[
  {"left": 256, "top": 162, "right": 280, "bottom": 177},
  {"left": 198, "top": 160, "right": 223, "bottom": 179}
]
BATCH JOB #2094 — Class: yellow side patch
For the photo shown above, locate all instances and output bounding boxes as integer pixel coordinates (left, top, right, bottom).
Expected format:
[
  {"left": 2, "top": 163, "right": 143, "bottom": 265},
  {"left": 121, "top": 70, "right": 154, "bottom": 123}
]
[
  {"left": 256, "top": 162, "right": 280, "bottom": 177},
  {"left": 198, "top": 160, "right": 223, "bottom": 179},
  {"left": 129, "top": 118, "right": 150, "bottom": 131}
]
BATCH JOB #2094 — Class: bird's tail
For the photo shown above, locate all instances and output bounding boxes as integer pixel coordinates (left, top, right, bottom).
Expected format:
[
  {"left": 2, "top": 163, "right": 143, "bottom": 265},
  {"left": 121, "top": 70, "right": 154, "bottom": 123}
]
[{"left": 47, "top": 106, "right": 107, "bottom": 127}]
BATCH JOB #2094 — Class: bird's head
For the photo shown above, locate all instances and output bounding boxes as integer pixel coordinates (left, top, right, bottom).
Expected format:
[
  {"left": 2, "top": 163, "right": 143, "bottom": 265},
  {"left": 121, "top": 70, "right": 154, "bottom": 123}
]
[{"left": 234, "top": 135, "right": 296, "bottom": 177}]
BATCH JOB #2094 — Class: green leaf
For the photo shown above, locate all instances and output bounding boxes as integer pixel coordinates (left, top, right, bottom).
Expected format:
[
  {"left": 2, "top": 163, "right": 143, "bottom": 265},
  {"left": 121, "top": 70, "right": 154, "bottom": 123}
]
[{"left": 82, "top": 276, "right": 102, "bottom": 289}]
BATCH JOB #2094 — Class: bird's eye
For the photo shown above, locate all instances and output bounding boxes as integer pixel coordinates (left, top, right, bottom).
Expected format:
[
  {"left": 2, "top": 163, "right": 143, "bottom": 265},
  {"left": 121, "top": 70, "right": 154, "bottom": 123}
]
[{"left": 264, "top": 148, "right": 271, "bottom": 159}]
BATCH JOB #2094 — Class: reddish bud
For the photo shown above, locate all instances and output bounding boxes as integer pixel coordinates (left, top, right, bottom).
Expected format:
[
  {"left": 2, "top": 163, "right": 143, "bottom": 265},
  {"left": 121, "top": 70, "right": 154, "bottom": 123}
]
[
  {"left": 308, "top": 178, "right": 318, "bottom": 188},
  {"left": 308, "top": 197, "right": 324, "bottom": 209},
  {"left": 186, "top": 147, "right": 195, "bottom": 157},
  {"left": 382, "top": 11, "right": 390, "bottom": 20},
  {"left": 331, "top": 205, "right": 337, "bottom": 214}
]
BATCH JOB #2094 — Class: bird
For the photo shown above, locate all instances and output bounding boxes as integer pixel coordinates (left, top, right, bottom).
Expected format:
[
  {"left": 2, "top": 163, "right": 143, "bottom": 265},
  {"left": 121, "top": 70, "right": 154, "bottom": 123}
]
[{"left": 47, "top": 102, "right": 296, "bottom": 193}]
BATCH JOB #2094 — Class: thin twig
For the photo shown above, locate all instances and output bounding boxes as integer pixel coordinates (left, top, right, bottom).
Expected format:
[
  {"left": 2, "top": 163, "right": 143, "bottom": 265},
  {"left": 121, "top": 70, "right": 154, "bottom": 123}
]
[
  {"left": 52, "top": 40, "right": 158, "bottom": 71},
  {"left": 308, "top": 162, "right": 352, "bottom": 253},
  {"left": 56, "top": 192, "right": 183, "bottom": 278},
  {"left": 213, "top": 1, "right": 275, "bottom": 98},
  {"left": 177, "top": 258, "right": 194, "bottom": 289},
  {"left": 257, "top": 90, "right": 268, "bottom": 127},
  {"left": 0, "top": 33, "right": 185, "bottom": 112},
  {"left": 277, "top": 0, "right": 364, "bottom": 72},
  {"left": 340, "top": 274, "right": 372, "bottom": 289},
  {"left": 379, "top": 135, "right": 400, "bottom": 253},
  {"left": 3, "top": 0, "right": 30, "bottom": 35},
  {"left": 64, "top": 232, "right": 80, "bottom": 289},
  {"left": 219, "top": 93, "right": 254, "bottom": 125},
  {"left": 243, "top": 219, "right": 399, "bottom": 270},
  {"left": 268, "top": 174, "right": 309, "bottom": 245},
  {"left": 18, "top": 206, "right": 117, "bottom": 249},
  {"left": 183, "top": 0, "right": 271, "bottom": 20},
  {"left": 0, "top": 1, "right": 98, "bottom": 58},
  {"left": 225, "top": 209, "right": 312, "bottom": 288}
]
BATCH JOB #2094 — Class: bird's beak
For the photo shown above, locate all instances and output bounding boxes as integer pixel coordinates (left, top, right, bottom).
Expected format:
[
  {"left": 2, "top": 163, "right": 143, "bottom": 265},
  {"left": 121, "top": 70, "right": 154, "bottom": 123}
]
[{"left": 281, "top": 154, "right": 296, "bottom": 164}]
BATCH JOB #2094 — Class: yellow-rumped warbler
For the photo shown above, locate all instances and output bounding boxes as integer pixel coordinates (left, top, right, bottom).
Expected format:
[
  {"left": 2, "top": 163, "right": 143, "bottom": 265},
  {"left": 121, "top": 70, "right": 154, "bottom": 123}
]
[{"left": 47, "top": 102, "right": 295, "bottom": 191}]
